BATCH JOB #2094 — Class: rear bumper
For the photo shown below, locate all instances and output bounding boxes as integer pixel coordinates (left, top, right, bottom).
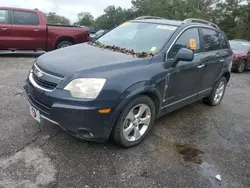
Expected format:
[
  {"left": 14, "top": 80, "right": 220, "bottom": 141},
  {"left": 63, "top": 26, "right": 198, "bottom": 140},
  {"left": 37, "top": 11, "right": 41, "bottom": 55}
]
[{"left": 24, "top": 79, "right": 117, "bottom": 142}]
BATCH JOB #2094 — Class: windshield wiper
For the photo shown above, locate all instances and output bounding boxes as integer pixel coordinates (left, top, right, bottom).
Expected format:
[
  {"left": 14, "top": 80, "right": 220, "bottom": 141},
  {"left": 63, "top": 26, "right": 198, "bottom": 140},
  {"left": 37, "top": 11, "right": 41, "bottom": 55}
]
[{"left": 88, "top": 40, "right": 102, "bottom": 45}]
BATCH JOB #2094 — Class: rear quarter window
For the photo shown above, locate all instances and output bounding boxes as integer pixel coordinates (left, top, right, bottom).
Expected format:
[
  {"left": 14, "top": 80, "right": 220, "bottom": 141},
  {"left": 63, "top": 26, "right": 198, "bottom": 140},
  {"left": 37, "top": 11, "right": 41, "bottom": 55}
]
[
  {"left": 219, "top": 33, "right": 229, "bottom": 49},
  {"left": 13, "top": 11, "right": 39, "bottom": 25}
]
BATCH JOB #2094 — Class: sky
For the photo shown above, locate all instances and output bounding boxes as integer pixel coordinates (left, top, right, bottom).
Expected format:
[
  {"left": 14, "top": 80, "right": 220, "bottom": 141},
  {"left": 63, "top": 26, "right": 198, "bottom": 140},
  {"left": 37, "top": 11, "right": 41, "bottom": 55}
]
[{"left": 0, "top": 0, "right": 132, "bottom": 22}]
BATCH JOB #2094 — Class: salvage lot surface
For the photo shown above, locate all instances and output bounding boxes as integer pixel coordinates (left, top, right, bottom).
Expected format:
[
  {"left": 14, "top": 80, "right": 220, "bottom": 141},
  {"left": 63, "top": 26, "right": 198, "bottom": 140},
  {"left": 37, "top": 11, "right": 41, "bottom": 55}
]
[{"left": 0, "top": 55, "right": 249, "bottom": 188}]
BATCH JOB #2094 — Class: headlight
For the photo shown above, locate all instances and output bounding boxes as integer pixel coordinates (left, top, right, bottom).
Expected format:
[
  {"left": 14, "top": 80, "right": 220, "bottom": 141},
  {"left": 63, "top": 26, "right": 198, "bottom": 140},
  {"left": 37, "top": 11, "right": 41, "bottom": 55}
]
[
  {"left": 64, "top": 78, "right": 106, "bottom": 99},
  {"left": 233, "top": 55, "right": 239, "bottom": 59}
]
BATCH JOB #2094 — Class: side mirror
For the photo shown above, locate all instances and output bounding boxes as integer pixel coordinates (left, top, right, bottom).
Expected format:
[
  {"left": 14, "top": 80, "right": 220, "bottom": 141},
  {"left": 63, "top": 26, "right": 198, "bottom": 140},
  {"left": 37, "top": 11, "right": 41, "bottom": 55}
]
[{"left": 171, "top": 48, "right": 194, "bottom": 67}]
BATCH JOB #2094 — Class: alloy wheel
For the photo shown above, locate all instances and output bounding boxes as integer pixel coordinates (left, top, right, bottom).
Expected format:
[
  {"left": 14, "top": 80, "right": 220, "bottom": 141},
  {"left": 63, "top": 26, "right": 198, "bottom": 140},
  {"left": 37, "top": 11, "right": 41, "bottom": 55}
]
[
  {"left": 239, "top": 61, "right": 245, "bottom": 72},
  {"left": 123, "top": 104, "right": 151, "bottom": 142},
  {"left": 214, "top": 81, "right": 225, "bottom": 104},
  {"left": 61, "top": 44, "right": 69, "bottom": 48}
]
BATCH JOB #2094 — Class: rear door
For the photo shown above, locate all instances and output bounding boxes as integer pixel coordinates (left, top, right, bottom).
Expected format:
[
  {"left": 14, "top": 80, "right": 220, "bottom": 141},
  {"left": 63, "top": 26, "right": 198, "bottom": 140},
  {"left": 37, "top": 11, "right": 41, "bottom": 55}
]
[
  {"left": 198, "top": 28, "right": 223, "bottom": 92},
  {"left": 11, "top": 10, "right": 46, "bottom": 50},
  {"left": 163, "top": 27, "right": 202, "bottom": 106},
  {"left": 0, "top": 9, "right": 12, "bottom": 49}
]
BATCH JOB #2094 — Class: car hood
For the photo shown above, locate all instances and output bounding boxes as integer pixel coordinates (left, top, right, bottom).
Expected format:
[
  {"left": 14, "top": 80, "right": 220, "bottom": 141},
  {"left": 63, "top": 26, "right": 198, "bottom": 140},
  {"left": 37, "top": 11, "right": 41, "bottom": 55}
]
[
  {"left": 232, "top": 50, "right": 247, "bottom": 56},
  {"left": 36, "top": 43, "right": 147, "bottom": 77}
]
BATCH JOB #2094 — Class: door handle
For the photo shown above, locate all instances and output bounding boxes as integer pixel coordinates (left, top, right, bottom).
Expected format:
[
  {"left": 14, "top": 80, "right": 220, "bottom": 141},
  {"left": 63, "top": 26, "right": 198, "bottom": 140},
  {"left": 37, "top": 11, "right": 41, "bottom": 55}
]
[
  {"left": 33, "top": 29, "right": 40, "bottom": 32},
  {"left": 197, "top": 64, "right": 205, "bottom": 68},
  {"left": 1, "top": 28, "right": 9, "bottom": 31},
  {"left": 219, "top": 59, "right": 224, "bottom": 62}
]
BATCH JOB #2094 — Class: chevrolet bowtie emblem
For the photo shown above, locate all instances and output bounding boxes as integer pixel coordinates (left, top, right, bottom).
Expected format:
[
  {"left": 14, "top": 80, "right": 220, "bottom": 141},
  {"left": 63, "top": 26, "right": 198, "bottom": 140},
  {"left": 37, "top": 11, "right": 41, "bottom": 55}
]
[{"left": 35, "top": 71, "right": 43, "bottom": 78}]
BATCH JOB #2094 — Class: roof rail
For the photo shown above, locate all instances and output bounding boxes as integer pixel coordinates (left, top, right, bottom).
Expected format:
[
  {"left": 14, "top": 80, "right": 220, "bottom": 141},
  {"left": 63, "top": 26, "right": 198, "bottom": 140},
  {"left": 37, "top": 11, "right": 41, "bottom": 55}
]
[
  {"left": 134, "top": 16, "right": 166, "bottom": 20},
  {"left": 183, "top": 18, "right": 219, "bottom": 29}
]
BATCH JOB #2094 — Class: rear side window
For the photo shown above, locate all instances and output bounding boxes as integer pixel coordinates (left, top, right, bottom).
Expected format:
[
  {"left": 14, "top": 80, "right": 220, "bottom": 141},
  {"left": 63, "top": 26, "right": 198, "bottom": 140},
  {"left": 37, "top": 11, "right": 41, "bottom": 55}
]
[
  {"left": 0, "top": 10, "right": 9, "bottom": 24},
  {"left": 219, "top": 33, "right": 229, "bottom": 49},
  {"left": 168, "top": 28, "right": 201, "bottom": 59},
  {"left": 201, "top": 28, "right": 220, "bottom": 51},
  {"left": 13, "top": 11, "right": 39, "bottom": 25}
]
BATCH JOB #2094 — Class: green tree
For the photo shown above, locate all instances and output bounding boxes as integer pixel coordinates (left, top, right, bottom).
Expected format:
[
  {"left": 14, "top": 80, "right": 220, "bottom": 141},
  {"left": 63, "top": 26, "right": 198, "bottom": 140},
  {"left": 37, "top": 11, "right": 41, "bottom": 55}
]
[
  {"left": 73, "top": 0, "right": 250, "bottom": 40},
  {"left": 75, "top": 12, "right": 94, "bottom": 26},
  {"left": 213, "top": 0, "right": 245, "bottom": 39},
  {"left": 131, "top": 0, "right": 250, "bottom": 40},
  {"left": 45, "top": 12, "right": 70, "bottom": 25},
  {"left": 131, "top": 0, "right": 217, "bottom": 20},
  {"left": 95, "top": 6, "right": 135, "bottom": 30}
]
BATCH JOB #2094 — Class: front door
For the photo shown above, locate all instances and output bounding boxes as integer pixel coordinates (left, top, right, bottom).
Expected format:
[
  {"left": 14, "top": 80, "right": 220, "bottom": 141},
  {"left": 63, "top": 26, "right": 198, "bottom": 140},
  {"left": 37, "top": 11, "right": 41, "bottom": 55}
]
[
  {"left": 0, "top": 9, "right": 12, "bottom": 50},
  {"left": 11, "top": 10, "right": 46, "bottom": 50},
  {"left": 163, "top": 27, "right": 202, "bottom": 106}
]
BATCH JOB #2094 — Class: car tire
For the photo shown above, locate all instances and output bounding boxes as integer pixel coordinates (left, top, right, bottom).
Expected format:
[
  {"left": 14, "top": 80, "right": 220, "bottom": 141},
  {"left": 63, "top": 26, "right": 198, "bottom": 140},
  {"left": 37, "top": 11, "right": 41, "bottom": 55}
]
[
  {"left": 112, "top": 95, "right": 156, "bottom": 148},
  {"left": 203, "top": 77, "right": 227, "bottom": 106},
  {"left": 56, "top": 41, "right": 73, "bottom": 49},
  {"left": 236, "top": 60, "right": 246, "bottom": 73}
]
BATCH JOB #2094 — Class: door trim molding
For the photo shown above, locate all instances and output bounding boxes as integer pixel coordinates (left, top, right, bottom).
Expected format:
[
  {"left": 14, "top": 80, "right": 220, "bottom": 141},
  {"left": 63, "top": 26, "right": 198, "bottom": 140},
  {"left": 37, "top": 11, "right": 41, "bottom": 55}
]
[{"left": 161, "top": 88, "right": 212, "bottom": 109}]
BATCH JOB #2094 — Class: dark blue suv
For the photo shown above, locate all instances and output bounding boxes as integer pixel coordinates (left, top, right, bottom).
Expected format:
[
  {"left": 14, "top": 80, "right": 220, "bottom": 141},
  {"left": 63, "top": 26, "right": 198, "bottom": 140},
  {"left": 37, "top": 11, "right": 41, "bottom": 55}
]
[{"left": 24, "top": 17, "right": 232, "bottom": 147}]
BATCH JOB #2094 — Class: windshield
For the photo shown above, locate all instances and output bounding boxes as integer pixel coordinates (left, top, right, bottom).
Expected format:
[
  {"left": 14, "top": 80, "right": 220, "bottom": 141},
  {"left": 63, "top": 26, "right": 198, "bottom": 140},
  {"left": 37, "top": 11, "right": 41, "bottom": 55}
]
[
  {"left": 229, "top": 41, "right": 250, "bottom": 52},
  {"left": 97, "top": 22, "right": 177, "bottom": 53}
]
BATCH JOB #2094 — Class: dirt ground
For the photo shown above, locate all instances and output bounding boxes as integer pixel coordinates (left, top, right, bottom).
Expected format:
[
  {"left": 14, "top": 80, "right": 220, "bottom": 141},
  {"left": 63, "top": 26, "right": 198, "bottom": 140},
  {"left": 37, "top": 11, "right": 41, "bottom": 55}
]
[{"left": 0, "top": 54, "right": 249, "bottom": 188}]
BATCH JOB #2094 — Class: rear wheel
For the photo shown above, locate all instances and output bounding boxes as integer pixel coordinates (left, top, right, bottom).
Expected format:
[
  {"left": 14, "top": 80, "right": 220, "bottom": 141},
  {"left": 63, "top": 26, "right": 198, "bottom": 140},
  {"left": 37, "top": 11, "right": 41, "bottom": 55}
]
[
  {"left": 236, "top": 60, "right": 246, "bottom": 73},
  {"left": 56, "top": 41, "right": 73, "bottom": 49},
  {"left": 112, "top": 95, "right": 156, "bottom": 148},
  {"left": 203, "top": 77, "right": 227, "bottom": 106}
]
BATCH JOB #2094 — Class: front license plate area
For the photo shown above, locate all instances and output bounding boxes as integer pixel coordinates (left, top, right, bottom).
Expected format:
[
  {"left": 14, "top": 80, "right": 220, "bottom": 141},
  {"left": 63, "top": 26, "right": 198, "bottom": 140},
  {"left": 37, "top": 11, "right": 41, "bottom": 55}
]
[{"left": 30, "top": 106, "right": 41, "bottom": 123}]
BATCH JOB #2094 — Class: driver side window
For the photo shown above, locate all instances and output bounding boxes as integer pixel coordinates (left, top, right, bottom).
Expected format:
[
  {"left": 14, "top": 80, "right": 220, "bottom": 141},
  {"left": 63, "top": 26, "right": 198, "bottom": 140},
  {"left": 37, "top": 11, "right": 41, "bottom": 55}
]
[{"left": 168, "top": 28, "right": 201, "bottom": 59}]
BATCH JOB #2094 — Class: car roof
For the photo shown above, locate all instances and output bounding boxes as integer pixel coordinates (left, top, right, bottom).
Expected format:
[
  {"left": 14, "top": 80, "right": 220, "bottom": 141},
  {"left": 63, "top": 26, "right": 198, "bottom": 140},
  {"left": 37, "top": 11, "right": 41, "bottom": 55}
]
[
  {"left": 0, "top": 7, "right": 41, "bottom": 13},
  {"left": 230, "top": 40, "right": 250, "bottom": 43},
  {"left": 132, "top": 19, "right": 183, "bottom": 26},
  {"left": 131, "top": 18, "right": 220, "bottom": 31}
]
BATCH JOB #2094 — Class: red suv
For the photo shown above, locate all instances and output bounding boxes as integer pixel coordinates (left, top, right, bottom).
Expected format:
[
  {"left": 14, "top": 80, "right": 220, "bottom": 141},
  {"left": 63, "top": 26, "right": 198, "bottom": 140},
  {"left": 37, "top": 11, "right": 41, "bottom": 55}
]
[{"left": 230, "top": 40, "right": 250, "bottom": 73}]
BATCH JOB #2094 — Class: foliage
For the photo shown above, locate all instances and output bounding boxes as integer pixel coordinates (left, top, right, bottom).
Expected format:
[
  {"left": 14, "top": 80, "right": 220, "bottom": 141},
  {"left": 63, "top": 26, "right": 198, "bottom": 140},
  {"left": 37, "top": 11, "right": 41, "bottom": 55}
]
[
  {"left": 130, "top": 0, "right": 250, "bottom": 40},
  {"left": 95, "top": 6, "right": 135, "bottom": 30},
  {"left": 47, "top": 0, "right": 250, "bottom": 40},
  {"left": 75, "top": 12, "right": 94, "bottom": 27},
  {"left": 45, "top": 12, "right": 70, "bottom": 25}
]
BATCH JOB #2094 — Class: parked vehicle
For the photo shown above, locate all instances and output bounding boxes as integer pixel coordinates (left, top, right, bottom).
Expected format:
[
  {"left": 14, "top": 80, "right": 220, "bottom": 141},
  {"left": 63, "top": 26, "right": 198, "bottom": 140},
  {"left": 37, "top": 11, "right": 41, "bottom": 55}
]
[
  {"left": 0, "top": 7, "right": 89, "bottom": 51},
  {"left": 24, "top": 16, "right": 232, "bottom": 147},
  {"left": 232, "top": 39, "right": 249, "bottom": 42},
  {"left": 90, "top": 29, "right": 108, "bottom": 40},
  {"left": 229, "top": 40, "right": 250, "bottom": 73}
]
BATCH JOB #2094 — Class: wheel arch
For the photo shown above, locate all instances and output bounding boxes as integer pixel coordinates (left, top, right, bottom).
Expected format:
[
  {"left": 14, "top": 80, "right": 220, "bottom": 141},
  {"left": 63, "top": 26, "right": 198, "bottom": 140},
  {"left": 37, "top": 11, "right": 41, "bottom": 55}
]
[
  {"left": 107, "top": 86, "right": 162, "bottom": 138},
  {"left": 54, "top": 36, "right": 76, "bottom": 49},
  {"left": 222, "top": 71, "right": 231, "bottom": 83}
]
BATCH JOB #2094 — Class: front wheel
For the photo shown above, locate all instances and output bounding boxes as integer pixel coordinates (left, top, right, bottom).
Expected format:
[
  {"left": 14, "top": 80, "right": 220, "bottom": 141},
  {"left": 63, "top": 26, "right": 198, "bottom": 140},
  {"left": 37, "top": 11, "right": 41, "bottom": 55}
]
[
  {"left": 203, "top": 77, "right": 227, "bottom": 106},
  {"left": 236, "top": 60, "right": 246, "bottom": 73},
  {"left": 112, "top": 95, "right": 156, "bottom": 148}
]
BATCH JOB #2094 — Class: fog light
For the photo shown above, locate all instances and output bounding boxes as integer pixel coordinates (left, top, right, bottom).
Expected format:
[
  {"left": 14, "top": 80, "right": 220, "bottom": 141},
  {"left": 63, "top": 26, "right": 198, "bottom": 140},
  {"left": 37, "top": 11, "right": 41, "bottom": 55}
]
[{"left": 78, "top": 129, "right": 94, "bottom": 138}]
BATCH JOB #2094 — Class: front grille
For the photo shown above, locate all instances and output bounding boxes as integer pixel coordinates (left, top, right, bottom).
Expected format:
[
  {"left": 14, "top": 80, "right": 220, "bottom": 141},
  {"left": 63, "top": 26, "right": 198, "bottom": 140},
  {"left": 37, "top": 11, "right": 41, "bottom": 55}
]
[
  {"left": 27, "top": 94, "right": 51, "bottom": 115},
  {"left": 33, "top": 74, "right": 58, "bottom": 90}
]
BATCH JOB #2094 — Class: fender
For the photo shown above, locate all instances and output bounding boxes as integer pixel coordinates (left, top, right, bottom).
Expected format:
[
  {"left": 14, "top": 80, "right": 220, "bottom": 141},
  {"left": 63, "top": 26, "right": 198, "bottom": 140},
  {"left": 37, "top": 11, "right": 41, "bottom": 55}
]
[
  {"left": 215, "top": 68, "right": 231, "bottom": 84},
  {"left": 107, "top": 81, "right": 162, "bottom": 131},
  {"left": 53, "top": 36, "right": 76, "bottom": 49}
]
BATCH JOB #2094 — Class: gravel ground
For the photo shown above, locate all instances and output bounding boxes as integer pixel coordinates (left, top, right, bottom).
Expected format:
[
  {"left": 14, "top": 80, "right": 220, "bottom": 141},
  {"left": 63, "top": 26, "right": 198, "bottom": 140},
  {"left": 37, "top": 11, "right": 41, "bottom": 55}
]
[{"left": 0, "top": 54, "right": 249, "bottom": 188}]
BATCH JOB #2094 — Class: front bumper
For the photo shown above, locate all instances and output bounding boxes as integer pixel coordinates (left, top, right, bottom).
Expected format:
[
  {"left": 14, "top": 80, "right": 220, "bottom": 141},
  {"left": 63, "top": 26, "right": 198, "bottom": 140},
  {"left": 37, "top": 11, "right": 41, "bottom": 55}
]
[
  {"left": 231, "top": 58, "right": 240, "bottom": 70},
  {"left": 24, "top": 78, "right": 117, "bottom": 142}
]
